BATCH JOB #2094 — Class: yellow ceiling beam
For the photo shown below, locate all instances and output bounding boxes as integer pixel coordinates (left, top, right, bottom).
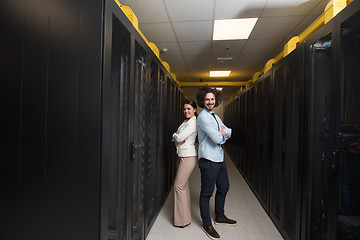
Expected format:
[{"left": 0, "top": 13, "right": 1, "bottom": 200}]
[{"left": 179, "top": 82, "right": 247, "bottom": 87}]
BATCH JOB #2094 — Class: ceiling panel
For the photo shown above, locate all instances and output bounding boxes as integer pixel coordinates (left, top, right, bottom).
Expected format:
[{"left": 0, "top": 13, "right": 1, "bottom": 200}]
[
  {"left": 237, "top": 52, "right": 269, "bottom": 66},
  {"left": 242, "top": 38, "right": 283, "bottom": 54},
  {"left": 179, "top": 41, "right": 212, "bottom": 56},
  {"left": 215, "top": 0, "right": 267, "bottom": 19},
  {"left": 120, "top": 0, "right": 169, "bottom": 23},
  {"left": 161, "top": 55, "right": 188, "bottom": 72},
  {"left": 183, "top": 56, "right": 210, "bottom": 72},
  {"left": 139, "top": 22, "right": 176, "bottom": 42},
  {"left": 263, "top": 0, "right": 319, "bottom": 17},
  {"left": 164, "top": 0, "right": 215, "bottom": 22},
  {"left": 211, "top": 40, "right": 246, "bottom": 59},
  {"left": 210, "top": 62, "right": 235, "bottom": 71},
  {"left": 250, "top": 16, "right": 304, "bottom": 39},
  {"left": 175, "top": 71, "right": 191, "bottom": 81},
  {"left": 172, "top": 21, "right": 213, "bottom": 41}
]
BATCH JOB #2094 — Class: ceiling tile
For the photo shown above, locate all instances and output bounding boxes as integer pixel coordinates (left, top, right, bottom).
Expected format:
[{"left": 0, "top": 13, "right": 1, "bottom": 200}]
[
  {"left": 215, "top": 0, "right": 267, "bottom": 19},
  {"left": 183, "top": 55, "right": 211, "bottom": 75},
  {"left": 237, "top": 52, "right": 268, "bottom": 65},
  {"left": 175, "top": 72, "right": 191, "bottom": 81},
  {"left": 160, "top": 55, "right": 188, "bottom": 72},
  {"left": 179, "top": 41, "right": 211, "bottom": 55},
  {"left": 210, "top": 62, "right": 235, "bottom": 71},
  {"left": 211, "top": 40, "right": 246, "bottom": 59},
  {"left": 139, "top": 22, "right": 177, "bottom": 43},
  {"left": 250, "top": 16, "right": 304, "bottom": 39},
  {"left": 172, "top": 21, "right": 213, "bottom": 41},
  {"left": 164, "top": 0, "right": 214, "bottom": 22},
  {"left": 263, "top": 0, "right": 319, "bottom": 17},
  {"left": 242, "top": 38, "right": 282, "bottom": 53},
  {"left": 189, "top": 72, "right": 211, "bottom": 82}
]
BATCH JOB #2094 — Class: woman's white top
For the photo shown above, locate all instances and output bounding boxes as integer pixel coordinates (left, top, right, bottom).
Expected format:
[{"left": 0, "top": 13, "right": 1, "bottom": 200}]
[{"left": 172, "top": 116, "right": 197, "bottom": 157}]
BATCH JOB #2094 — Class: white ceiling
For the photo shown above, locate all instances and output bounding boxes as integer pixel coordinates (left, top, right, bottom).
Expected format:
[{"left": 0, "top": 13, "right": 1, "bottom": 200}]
[{"left": 119, "top": 0, "right": 330, "bottom": 100}]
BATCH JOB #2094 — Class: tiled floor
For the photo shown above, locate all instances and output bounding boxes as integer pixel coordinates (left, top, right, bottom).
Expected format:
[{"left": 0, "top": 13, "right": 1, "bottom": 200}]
[{"left": 146, "top": 152, "right": 284, "bottom": 240}]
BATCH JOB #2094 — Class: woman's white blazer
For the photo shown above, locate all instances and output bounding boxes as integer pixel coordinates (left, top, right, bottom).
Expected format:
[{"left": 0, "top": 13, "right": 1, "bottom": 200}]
[{"left": 172, "top": 116, "right": 197, "bottom": 157}]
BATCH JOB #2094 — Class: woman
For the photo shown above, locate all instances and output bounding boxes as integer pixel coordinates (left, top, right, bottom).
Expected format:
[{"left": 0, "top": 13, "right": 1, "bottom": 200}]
[{"left": 172, "top": 100, "right": 198, "bottom": 228}]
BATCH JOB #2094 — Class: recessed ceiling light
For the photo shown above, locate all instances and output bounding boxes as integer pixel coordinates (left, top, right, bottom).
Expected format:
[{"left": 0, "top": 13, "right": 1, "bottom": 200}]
[
  {"left": 216, "top": 87, "right": 223, "bottom": 91},
  {"left": 213, "top": 18, "right": 258, "bottom": 40},
  {"left": 210, "top": 71, "right": 231, "bottom": 77}
]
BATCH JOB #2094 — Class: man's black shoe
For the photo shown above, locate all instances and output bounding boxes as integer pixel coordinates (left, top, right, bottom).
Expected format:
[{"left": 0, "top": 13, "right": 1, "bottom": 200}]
[
  {"left": 202, "top": 223, "right": 220, "bottom": 240},
  {"left": 215, "top": 216, "right": 237, "bottom": 226}
]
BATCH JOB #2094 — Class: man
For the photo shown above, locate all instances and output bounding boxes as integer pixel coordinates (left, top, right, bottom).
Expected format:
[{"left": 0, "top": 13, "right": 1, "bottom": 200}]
[{"left": 196, "top": 85, "right": 237, "bottom": 240}]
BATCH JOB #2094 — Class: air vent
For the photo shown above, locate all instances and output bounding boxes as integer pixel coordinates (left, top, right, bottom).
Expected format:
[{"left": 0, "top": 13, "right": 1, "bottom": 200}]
[{"left": 216, "top": 57, "right": 233, "bottom": 62}]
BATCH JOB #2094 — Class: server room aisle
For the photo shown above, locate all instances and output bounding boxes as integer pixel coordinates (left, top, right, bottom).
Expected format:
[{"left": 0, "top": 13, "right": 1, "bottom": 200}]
[{"left": 146, "top": 152, "right": 283, "bottom": 240}]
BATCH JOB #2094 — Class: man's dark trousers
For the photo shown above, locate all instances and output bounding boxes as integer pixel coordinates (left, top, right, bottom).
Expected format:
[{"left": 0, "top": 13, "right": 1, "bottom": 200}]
[{"left": 198, "top": 158, "right": 230, "bottom": 225}]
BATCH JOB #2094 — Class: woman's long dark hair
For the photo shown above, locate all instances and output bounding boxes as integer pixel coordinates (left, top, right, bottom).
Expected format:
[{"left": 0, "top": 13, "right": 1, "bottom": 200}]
[
  {"left": 184, "top": 99, "right": 197, "bottom": 116},
  {"left": 196, "top": 85, "right": 222, "bottom": 108}
]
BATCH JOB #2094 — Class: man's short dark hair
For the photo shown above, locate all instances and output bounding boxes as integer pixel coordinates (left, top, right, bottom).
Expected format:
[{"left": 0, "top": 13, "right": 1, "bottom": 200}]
[{"left": 196, "top": 85, "right": 222, "bottom": 108}]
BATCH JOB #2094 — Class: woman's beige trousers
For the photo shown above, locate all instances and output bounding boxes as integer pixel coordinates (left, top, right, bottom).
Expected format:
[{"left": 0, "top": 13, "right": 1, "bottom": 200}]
[{"left": 173, "top": 156, "right": 197, "bottom": 227}]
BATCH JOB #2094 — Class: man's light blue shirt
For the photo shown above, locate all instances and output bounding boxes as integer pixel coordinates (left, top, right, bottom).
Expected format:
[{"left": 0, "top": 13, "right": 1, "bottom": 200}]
[{"left": 197, "top": 108, "right": 232, "bottom": 162}]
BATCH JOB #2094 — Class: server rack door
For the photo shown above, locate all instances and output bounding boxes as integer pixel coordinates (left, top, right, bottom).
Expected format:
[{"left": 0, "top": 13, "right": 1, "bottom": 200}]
[
  {"left": 259, "top": 74, "right": 272, "bottom": 213},
  {"left": 262, "top": 75, "right": 272, "bottom": 212},
  {"left": 254, "top": 83, "right": 262, "bottom": 195},
  {"left": 164, "top": 78, "right": 171, "bottom": 190},
  {"left": 282, "top": 46, "right": 305, "bottom": 240},
  {"left": 249, "top": 88, "right": 255, "bottom": 187},
  {"left": 170, "top": 81, "right": 177, "bottom": 182},
  {"left": 131, "top": 40, "right": 148, "bottom": 240},
  {"left": 1, "top": 12, "right": 23, "bottom": 238},
  {"left": 3, "top": 2, "right": 103, "bottom": 239},
  {"left": 235, "top": 98, "right": 241, "bottom": 168},
  {"left": 334, "top": 6, "right": 360, "bottom": 239},
  {"left": 240, "top": 94, "right": 246, "bottom": 174},
  {"left": 145, "top": 60, "right": 160, "bottom": 235},
  {"left": 160, "top": 70, "right": 169, "bottom": 195},
  {"left": 302, "top": 31, "right": 333, "bottom": 240},
  {"left": 244, "top": 91, "right": 251, "bottom": 182},
  {"left": 104, "top": 13, "right": 131, "bottom": 240},
  {"left": 270, "top": 65, "right": 285, "bottom": 228}
]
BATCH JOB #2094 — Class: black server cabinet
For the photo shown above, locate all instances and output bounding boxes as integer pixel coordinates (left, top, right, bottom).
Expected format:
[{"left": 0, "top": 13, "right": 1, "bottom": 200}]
[
  {"left": 301, "top": 20, "right": 335, "bottom": 240},
  {"left": 145, "top": 59, "right": 160, "bottom": 233},
  {"left": 102, "top": 2, "right": 182, "bottom": 239},
  {"left": 103, "top": 14, "right": 132, "bottom": 240},
  {"left": 1, "top": 1, "right": 104, "bottom": 240},
  {"left": 1, "top": 1, "right": 183, "bottom": 240},
  {"left": 240, "top": 93, "right": 246, "bottom": 175},
  {"left": 269, "top": 44, "right": 305, "bottom": 240},
  {"left": 330, "top": 2, "right": 360, "bottom": 239},
  {"left": 224, "top": 2, "right": 360, "bottom": 240},
  {"left": 253, "top": 71, "right": 273, "bottom": 213},
  {"left": 234, "top": 97, "right": 241, "bottom": 168}
]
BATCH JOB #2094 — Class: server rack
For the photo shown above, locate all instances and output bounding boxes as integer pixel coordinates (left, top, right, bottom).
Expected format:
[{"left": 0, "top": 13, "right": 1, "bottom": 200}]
[
  {"left": 1, "top": 1, "right": 185, "bottom": 240},
  {"left": 331, "top": 2, "right": 360, "bottom": 239},
  {"left": 103, "top": 2, "right": 184, "bottom": 239},
  {"left": 225, "top": 2, "right": 360, "bottom": 239},
  {"left": 301, "top": 19, "right": 335, "bottom": 240}
]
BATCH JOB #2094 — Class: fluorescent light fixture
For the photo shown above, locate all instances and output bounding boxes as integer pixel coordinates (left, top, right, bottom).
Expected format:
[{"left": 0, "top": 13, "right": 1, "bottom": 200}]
[
  {"left": 213, "top": 18, "right": 258, "bottom": 40},
  {"left": 216, "top": 87, "right": 223, "bottom": 91},
  {"left": 210, "top": 71, "right": 231, "bottom": 77}
]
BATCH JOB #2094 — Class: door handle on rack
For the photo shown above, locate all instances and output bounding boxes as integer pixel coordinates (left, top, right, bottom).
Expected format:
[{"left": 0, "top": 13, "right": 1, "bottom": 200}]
[{"left": 130, "top": 142, "right": 135, "bottom": 161}]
